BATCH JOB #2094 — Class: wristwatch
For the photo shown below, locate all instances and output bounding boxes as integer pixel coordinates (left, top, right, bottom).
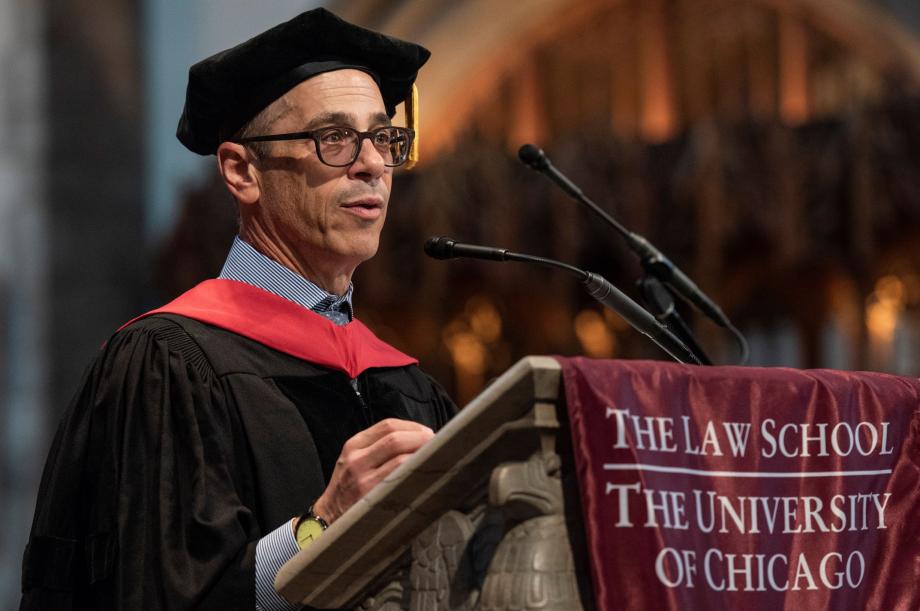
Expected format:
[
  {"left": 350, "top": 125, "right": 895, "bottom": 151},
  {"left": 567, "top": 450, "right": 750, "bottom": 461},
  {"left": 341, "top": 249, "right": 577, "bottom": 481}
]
[{"left": 294, "top": 506, "right": 329, "bottom": 549}]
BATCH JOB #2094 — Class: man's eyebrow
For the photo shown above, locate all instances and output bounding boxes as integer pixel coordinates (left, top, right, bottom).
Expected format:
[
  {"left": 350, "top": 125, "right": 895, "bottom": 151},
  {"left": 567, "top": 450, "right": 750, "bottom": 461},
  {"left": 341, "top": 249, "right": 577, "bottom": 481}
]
[
  {"left": 304, "top": 112, "right": 351, "bottom": 129},
  {"left": 303, "top": 111, "right": 392, "bottom": 130}
]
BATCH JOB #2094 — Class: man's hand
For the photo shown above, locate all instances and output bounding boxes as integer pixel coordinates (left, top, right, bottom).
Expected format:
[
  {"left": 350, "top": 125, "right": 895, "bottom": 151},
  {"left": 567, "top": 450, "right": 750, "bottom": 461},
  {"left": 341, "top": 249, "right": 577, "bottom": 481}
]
[{"left": 311, "top": 418, "right": 434, "bottom": 524}]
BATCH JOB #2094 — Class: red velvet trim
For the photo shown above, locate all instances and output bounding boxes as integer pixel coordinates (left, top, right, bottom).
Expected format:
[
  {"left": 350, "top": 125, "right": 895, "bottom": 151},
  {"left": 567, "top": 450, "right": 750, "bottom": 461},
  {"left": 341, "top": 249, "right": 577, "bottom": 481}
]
[{"left": 119, "top": 279, "right": 417, "bottom": 378}]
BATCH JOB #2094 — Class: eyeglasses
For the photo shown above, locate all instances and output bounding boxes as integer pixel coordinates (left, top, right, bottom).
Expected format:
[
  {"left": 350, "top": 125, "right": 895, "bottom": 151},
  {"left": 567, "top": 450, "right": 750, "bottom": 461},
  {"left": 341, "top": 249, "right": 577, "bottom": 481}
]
[{"left": 234, "top": 125, "right": 414, "bottom": 167}]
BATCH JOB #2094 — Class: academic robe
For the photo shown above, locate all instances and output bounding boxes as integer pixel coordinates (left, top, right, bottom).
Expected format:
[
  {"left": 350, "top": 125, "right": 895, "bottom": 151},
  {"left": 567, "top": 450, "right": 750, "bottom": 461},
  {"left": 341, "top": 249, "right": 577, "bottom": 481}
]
[{"left": 20, "top": 280, "right": 456, "bottom": 610}]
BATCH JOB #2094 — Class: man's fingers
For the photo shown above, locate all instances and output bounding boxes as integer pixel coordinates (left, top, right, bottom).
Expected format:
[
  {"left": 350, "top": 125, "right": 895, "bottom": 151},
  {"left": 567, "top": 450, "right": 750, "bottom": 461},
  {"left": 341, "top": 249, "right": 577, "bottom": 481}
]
[
  {"left": 343, "top": 418, "right": 433, "bottom": 451},
  {"left": 314, "top": 420, "right": 436, "bottom": 524},
  {"left": 363, "top": 452, "right": 414, "bottom": 488},
  {"left": 360, "top": 428, "right": 433, "bottom": 469},
  {"left": 353, "top": 451, "right": 416, "bottom": 495}
]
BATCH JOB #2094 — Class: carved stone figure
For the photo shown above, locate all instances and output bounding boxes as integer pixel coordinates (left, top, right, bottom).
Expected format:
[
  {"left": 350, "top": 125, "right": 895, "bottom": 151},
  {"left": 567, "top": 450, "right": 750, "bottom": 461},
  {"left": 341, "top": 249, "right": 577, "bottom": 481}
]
[{"left": 361, "top": 450, "right": 582, "bottom": 611}]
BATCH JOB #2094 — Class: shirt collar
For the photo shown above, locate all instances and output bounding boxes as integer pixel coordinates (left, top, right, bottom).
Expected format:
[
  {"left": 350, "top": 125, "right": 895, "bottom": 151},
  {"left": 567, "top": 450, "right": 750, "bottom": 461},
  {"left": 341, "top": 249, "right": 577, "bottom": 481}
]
[{"left": 218, "top": 236, "right": 354, "bottom": 321}]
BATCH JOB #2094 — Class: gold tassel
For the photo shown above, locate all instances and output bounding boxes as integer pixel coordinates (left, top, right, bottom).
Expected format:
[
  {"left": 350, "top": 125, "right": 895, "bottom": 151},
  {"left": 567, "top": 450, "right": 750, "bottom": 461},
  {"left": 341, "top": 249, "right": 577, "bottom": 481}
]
[{"left": 405, "top": 83, "right": 419, "bottom": 170}]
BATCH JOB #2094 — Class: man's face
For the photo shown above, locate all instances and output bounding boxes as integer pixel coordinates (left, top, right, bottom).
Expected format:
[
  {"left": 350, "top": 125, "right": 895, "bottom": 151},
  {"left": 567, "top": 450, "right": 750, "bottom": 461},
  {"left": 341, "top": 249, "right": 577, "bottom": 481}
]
[{"left": 254, "top": 69, "right": 393, "bottom": 275}]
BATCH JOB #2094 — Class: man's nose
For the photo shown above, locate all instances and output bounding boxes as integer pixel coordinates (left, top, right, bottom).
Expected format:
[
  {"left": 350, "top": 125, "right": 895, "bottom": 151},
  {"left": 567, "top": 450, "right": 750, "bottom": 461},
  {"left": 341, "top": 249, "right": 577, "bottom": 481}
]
[{"left": 348, "top": 137, "right": 386, "bottom": 179}]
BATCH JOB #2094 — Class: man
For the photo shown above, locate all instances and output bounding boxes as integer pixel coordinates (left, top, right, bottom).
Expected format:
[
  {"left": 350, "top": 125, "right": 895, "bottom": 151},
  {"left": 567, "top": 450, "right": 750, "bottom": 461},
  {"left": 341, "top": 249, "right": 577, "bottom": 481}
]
[{"left": 21, "top": 9, "right": 455, "bottom": 611}]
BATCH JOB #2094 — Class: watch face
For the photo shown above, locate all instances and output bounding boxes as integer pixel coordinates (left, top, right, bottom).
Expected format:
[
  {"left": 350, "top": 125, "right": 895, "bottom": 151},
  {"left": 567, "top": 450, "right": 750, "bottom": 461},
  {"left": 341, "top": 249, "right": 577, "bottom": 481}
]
[{"left": 296, "top": 517, "right": 325, "bottom": 549}]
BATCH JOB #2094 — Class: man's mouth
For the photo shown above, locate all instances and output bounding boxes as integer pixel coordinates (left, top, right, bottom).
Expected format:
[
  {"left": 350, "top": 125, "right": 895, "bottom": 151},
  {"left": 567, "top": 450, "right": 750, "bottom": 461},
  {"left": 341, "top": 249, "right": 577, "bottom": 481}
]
[{"left": 341, "top": 198, "right": 384, "bottom": 220}]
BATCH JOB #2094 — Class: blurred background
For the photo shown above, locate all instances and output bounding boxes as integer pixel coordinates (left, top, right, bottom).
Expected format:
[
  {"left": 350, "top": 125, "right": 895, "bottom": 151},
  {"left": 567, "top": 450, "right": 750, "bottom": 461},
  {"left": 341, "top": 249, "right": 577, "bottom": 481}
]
[{"left": 3, "top": 0, "right": 920, "bottom": 607}]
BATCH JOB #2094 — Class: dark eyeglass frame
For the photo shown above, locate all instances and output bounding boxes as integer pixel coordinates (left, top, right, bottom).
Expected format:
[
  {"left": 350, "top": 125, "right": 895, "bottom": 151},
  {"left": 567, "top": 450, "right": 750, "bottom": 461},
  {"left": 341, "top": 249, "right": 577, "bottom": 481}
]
[{"left": 234, "top": 125, "right": 415, "bottom": 167}]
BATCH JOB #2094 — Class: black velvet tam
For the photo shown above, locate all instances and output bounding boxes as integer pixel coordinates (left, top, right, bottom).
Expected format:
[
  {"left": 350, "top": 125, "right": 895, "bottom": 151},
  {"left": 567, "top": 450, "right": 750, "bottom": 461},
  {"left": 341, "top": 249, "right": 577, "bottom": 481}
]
[{"left": 176, "top": 8, "right": 430, "bottom": 155}]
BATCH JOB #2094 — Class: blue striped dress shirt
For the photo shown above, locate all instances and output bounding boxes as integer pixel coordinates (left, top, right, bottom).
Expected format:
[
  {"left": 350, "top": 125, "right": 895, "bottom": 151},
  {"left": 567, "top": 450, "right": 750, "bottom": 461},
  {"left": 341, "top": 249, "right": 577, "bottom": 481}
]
[
  {"left": 218, "top": 236, "right": 351, "bottom": 610},
  {"left": 220, "top": 236, "right": 354, "bottom": 324}
]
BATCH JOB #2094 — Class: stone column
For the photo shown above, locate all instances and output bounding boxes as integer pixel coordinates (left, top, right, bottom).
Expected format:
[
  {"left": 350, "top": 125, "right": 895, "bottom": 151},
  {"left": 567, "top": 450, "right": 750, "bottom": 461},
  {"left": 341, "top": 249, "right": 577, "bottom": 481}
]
[
  {"left": 45, "top": 0, "right": 145, "bottom": 412},
  {"left": 0, "top": 0, "right": 145, "bottom": 607},
  {"left": 0, "top": 0, "right": 48, "bottom": 606}
]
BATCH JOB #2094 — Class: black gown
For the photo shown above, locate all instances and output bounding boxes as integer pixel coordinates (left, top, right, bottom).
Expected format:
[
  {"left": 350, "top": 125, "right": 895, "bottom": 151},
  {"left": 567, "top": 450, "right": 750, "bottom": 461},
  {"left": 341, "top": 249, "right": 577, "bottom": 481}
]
[{"left": 20, "top": 313, "right": 456, "bottom": 610}]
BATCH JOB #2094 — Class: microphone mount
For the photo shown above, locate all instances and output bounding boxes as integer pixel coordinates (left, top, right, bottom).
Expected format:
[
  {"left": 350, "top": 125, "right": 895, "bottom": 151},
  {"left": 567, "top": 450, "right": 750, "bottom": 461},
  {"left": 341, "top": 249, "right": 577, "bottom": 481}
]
[{"left": 518, "top": 144, "right": 749, "bottom": 365}]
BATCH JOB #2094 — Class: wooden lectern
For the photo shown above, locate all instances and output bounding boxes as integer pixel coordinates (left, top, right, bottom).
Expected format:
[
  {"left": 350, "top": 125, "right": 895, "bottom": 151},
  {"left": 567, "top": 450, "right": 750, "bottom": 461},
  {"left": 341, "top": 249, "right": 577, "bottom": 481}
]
[{"left": 275, "top": 356, "right": 593, "bottom": 610}]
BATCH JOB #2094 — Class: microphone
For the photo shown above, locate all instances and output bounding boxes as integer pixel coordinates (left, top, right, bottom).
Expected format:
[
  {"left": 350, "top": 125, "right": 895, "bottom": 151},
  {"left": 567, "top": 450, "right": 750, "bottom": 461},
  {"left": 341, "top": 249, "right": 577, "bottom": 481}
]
[
  {"left": 517, "top": 143, "right": 731, "bottom": 328},
  {"left": 424, "top": 236, "right": 701, "bottom": 365},
  {"left": 518, "top": 144, "right": 584, "bottom": 200},
  {"left": 517, "top": 143, "right": 546, "bottom": 169},
  {"left": 423, "top": 236, "right": 508, "bottom": 261}
]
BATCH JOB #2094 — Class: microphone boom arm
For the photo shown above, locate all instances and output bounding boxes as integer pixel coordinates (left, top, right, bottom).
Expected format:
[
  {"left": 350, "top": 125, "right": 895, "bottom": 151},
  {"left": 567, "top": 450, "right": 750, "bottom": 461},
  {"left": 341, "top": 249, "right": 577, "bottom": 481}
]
[
  {"left": 518, "top": 143, "right": 750, "bottom": 364},
  {"left": 425, "top": 237, "right": 702, "bottom": 365}
]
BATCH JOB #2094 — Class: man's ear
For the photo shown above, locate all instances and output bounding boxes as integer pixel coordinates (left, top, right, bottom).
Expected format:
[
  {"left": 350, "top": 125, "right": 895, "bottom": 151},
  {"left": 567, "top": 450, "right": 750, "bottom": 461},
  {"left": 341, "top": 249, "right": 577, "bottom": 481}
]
[{"left": 217, "top": 142, "right": 260, "bottom": 205}]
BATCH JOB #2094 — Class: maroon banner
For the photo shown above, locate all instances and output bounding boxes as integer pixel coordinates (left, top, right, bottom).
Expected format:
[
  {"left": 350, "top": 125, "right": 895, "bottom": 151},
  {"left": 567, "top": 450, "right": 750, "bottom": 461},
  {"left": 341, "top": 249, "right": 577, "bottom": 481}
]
[{"left": 559, "top": 357, "right": 920, "bottom": 610}]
